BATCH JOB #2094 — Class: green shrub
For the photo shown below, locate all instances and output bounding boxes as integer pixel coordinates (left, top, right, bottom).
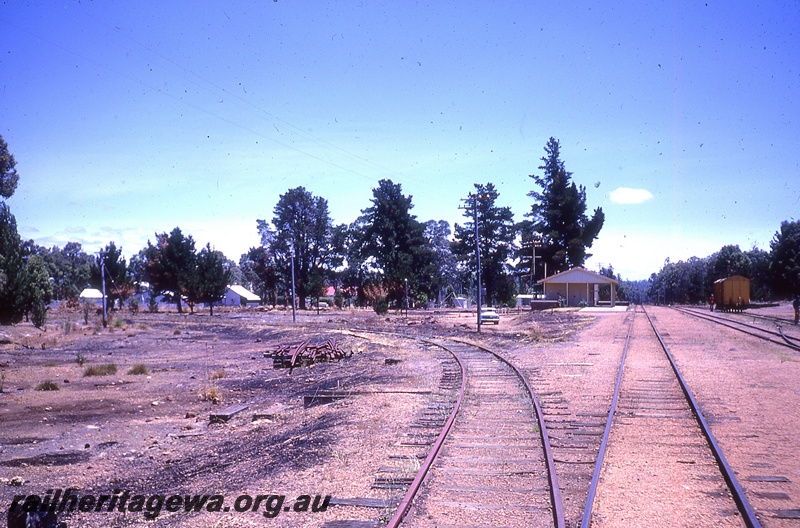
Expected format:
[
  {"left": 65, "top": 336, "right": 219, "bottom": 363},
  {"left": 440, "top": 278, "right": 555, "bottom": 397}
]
[
  {"left": 36, "top": 380, "right": 60, "bottom": 391},
  {"left": 31, "top": 295, "right": 47, "bottom": 329},
  {"left": 373, "top": 297, "right": 389, "bottom": 315}
]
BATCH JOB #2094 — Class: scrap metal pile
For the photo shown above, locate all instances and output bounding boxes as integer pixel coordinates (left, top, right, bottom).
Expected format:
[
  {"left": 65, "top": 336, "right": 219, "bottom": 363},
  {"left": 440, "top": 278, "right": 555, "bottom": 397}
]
[{"left": 269, "top": 338, "right": 352, "bottom": 373}]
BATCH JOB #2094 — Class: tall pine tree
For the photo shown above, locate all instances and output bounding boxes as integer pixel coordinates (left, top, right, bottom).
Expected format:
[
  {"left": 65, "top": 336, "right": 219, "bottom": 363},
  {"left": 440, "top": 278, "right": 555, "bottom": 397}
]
[
  {"left": 526, "top": 137, "right": 604, "bottom": 273},
  {"left": 351, "top": 179, "right": 434, "bottom": 306},
  {"left": 267, "top": 187, "right": 335, "bottom": 309},
  {"left": 189, "top": 243, "right": 231, "bottom": 315},
  {"left": 142, "top": 228, "right": 197, "bottom": 313}
]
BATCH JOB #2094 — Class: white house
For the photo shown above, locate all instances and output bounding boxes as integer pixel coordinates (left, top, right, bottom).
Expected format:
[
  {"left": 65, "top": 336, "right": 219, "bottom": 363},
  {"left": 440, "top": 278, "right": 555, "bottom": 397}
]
[{"left": 222, "top": 285, "right": 261, "bottom": 306}]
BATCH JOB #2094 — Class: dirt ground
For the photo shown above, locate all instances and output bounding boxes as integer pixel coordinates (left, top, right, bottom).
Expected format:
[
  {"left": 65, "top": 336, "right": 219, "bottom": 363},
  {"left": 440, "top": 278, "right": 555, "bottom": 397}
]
[
  {"left": 1, "top": 302, "right": 798, "bottom": 527},
  {"left": 0, "top": 305, "right": 582, "bottom": 527}
]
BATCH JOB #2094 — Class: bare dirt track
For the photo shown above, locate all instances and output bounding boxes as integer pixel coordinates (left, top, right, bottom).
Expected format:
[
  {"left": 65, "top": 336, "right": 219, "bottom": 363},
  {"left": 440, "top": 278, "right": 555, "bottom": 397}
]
[{"left": 1, "top": 302, "right": 799, "bottom": 527}]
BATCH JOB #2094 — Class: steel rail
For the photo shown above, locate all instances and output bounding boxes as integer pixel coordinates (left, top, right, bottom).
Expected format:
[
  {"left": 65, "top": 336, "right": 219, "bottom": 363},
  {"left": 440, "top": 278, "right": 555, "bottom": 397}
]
[
  {"left": 727, "top": 308, "right": 796, "bottom": 327},
  {"left": 450, "top": 337, "right": 566, "bottom": 528},
  {"left": 672, "top": 306, "right": 800, "bottom": 352},
  {"left": 677, "top": 306, "right": 800, "bottom": 345},
  {"left": 777, "top": 324, "right": 800, "bottom": 348},
  {"left": 644, "top": 306, "right": 763, "bottom": 528},
  {"left": 580, "top": 309, "right": 636, "bottom": 528},
  {"left": 382, "top": 338, "right": 467, "bottom": 528},
  {"left": 346, "top": 330, "right": 566, "bottom": 528}
]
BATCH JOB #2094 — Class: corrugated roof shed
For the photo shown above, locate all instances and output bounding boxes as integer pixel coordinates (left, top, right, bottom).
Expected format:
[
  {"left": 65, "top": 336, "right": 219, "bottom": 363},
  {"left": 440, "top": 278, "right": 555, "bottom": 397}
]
[{"left": 227, "top": 285, "right": 260, "bottom": 302}]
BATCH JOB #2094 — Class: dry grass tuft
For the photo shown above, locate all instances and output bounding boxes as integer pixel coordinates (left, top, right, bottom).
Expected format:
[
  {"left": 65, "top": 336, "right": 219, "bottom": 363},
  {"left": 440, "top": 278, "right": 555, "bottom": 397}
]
[
  {"left": 523, "top": 323, "right": 543, "bottom": 342},
  {"left": 199, "top": 386, "right": 222, "bottom": 404},
  {"left": 128, "top": 363, "right": 149, "bottom": 375},
  {"left": 83, "top": 363, "right": 118, "bottom": 377}
]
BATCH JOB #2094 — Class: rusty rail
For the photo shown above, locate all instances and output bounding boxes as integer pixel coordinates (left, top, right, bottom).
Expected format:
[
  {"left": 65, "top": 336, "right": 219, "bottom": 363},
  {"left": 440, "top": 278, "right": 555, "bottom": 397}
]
[
  {"left": 672, "top": 306, "right": 800, "bottom": 352},
  {"left": 450, "top": 337, "right": 566, "bottom": 528},
  {"left": 270, "top": 338, "right": 352, "bottom": 372},
  {"left": 385, "top": 336, "right": 566, "bottom": 528},
  {"left": 384, "top": 339, "right": 467, "bottom": 528},
  {"left": 580, "top": 309, "right": 636, "bottom": 528},
  {"left": 644, "top": 306, "right": 762, "bottom": 528}
]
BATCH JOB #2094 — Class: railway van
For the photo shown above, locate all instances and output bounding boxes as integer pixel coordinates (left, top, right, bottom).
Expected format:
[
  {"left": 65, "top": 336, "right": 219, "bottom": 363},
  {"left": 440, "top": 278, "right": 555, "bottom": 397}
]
[{"left": 713, "top": 275, "right": 750, "bottom": 312}]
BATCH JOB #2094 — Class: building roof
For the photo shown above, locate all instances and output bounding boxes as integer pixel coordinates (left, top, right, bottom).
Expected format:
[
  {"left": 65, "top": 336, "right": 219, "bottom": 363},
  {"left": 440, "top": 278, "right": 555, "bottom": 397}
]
[
  {"left": 713, "top": 275, "right": 749, "bottom": 284},
  {"left": 537, "top": 267, "right": 619, "bottom": 285},
  {"left": 227, "top": 284, "right": 261, "bottom": 301},
  {"left": 79, "top": 288, "right": 104, "bottom": 299}
]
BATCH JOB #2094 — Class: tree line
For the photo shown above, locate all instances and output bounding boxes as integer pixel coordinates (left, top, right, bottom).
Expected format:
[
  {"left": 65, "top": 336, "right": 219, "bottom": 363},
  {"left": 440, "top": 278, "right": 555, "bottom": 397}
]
[
  {"left": 643, "top": 227, "right": 800, "bottom": 305},
  {"left": 2, "top": 133, "right": 797, "bottom": 326},
  {"left": 0, "top": 136, "right": 608, "bottom": 324}
]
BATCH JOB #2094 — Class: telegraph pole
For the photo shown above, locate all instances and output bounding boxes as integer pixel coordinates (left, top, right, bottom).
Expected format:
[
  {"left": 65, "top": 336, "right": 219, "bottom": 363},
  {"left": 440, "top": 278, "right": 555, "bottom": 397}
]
[
  {"left": 99, "top": 251, "right": 107, "bottom": 328},
  {"left": 404, "top": 278, "right": 409, "bottom": 317},
  {"left": 290, "top": 242, "right": 297, "bottom": 324},
  {"left": 521, "top": 238, "right": 543, "bottom": 292},
  {"left": 474, "top": 195, "right": 482, "bottom": 333}
]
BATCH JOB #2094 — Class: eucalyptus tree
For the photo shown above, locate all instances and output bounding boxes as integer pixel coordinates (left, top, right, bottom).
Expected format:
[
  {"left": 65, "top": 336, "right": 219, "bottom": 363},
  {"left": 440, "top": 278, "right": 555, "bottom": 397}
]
[
  {"left": 239, "top": 246, "right": 280, "bottom": 306},
  {"left": 0, "top": 135, "right": 19, "bottom": 200},
  {"left": 770, "top": 220, "right": 800, "bottom": 297},
  {"left": 0, "top": 204, "right": 28, "bottom": 324},
  {"left": 91, "top": 242, "right": 133, "bottom": 309}
]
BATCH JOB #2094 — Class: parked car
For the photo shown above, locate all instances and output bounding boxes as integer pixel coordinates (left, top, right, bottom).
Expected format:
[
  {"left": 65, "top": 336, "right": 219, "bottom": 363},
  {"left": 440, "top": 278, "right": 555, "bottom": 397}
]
[{"left": 480, "top": 307, "right": 500, "bottom": 325}]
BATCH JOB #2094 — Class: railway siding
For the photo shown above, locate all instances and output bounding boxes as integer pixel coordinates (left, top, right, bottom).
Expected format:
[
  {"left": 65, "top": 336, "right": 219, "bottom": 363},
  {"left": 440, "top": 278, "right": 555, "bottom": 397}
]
[
  {"left": 655, "top": 307, "right": 800, "bottom": 527},
  {"left": 400, "top": 340, "right": 558, "bottom": 528}
]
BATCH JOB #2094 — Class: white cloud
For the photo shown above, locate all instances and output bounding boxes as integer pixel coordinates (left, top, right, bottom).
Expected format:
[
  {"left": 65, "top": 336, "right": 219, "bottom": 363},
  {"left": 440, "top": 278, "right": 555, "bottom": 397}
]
[{"left": 609, "top": 187, "right": 654, "bottom": 205}]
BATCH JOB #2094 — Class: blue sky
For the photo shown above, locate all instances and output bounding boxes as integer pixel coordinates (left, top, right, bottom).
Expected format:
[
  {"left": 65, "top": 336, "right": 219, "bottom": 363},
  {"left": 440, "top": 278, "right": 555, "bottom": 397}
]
[{"left": 2, "top": 1, "right": 798, "bottom": 280}]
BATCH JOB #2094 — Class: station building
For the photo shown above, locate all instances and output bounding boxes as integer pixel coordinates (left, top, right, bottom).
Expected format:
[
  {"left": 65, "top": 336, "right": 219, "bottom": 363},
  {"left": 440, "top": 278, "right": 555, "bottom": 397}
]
[{"left": 537, "top": 267, "right": 618, "bottom": 308}]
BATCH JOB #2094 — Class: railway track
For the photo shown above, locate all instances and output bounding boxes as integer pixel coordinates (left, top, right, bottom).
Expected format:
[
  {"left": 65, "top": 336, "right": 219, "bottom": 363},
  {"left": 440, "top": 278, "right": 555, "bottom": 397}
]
[
  {"left": 388, "top": 337, "right": 564, "bottom": 528},
  {"left": 671, "top": 306, "right": 800, "bottom": 351},
  {"left": 581, "top": 306, "right": 761, "bottom": 527}
]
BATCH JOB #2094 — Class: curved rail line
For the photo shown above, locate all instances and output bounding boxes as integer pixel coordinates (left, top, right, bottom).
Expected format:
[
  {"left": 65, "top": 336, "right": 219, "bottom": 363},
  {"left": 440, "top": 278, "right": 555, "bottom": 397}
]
[
  {"left": 672, "top": 306, "right": 800, "bottom": 352},
  {"left": 380, "top": 335, "right": 565, "bottom": 528},
  {"left": 725, "top": 307, "right": 797, "bottom": 327},
  {"left": 580, "top": 306, "right": 762, "bottom": 528},
  {"left": 383, "top": 337, "right": 467, "bottom": 528},
  {"left": 579, "top": 308, "right": 636, "bottom": 528}
]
